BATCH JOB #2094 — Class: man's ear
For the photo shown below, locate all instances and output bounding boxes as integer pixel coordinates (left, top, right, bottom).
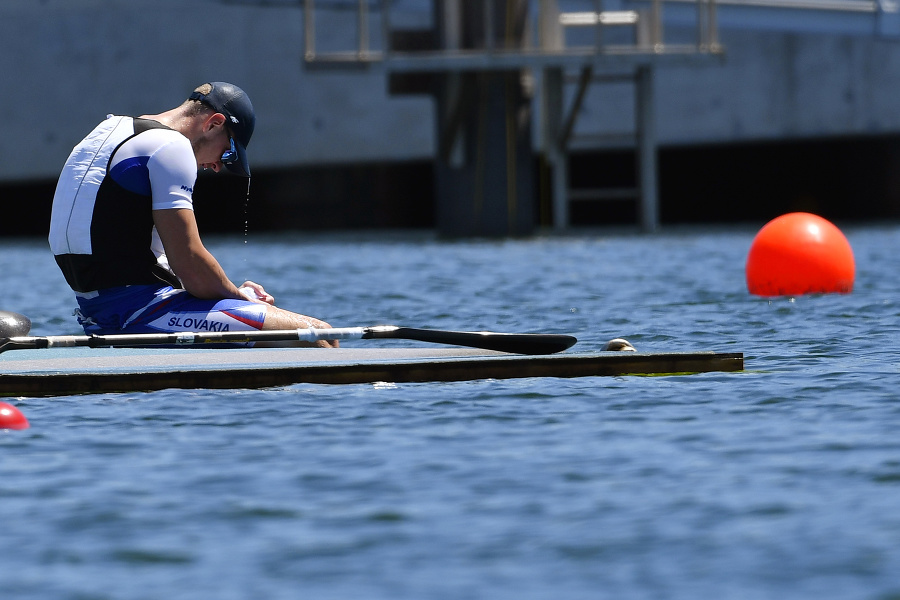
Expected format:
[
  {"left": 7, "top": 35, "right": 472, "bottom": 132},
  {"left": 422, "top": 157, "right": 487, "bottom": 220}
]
[{"left": 204, "top": 112, "right": 227, "bottom": 132}]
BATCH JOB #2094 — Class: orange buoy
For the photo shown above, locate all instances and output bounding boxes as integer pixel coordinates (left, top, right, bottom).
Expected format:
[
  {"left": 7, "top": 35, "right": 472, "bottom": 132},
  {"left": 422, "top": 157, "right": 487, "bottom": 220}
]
[
  {"left": 746, "top": 212, "right": 855, "bottom": 297},
  {"left": 0, "top": 402, "right": 29, "bottom": 430}
]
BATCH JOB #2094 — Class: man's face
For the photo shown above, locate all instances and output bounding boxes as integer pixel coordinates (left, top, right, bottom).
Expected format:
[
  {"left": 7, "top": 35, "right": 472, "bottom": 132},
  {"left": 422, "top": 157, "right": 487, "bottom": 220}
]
[{"left": 195, "top": 117, "right": 232, "bottom": 173}]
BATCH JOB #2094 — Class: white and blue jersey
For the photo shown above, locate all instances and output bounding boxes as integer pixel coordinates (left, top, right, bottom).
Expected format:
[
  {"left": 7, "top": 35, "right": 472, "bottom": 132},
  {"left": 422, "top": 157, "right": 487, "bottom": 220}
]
[
  {"left": 49, "top": 115, "right": 266, "bottom": 336},
  {"left": 50, "top": 115, "right": 194, "bottom": 291}
]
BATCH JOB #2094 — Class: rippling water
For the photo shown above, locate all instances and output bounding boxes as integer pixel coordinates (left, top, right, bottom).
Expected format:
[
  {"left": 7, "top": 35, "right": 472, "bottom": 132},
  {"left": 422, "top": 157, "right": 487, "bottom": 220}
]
[{"left": 2, "top": 224, "right": 900, "bottom": 599}]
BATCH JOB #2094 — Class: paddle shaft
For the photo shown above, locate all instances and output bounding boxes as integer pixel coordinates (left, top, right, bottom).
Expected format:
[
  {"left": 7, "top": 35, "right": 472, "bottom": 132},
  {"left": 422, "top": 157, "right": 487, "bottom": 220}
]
[{"left": 0, "top": 326, "right": 576, "bottom": 355}]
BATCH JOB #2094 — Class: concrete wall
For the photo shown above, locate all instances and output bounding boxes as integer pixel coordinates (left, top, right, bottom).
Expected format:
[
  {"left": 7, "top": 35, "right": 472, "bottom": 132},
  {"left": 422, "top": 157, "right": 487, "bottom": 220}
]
[
  {"left": 4, "top": 0, "right": 900, "bottom": 184},
  {"left": 0, "top": 0, "right": 434, "bottom": 183},
  {"left": 641, "top": 28, "right": 900, "bottom": 146}
]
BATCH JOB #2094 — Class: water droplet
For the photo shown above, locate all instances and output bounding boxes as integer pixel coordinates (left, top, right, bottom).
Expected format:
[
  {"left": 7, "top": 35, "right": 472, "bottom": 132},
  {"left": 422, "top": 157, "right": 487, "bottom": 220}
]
[{"left": 243, "top": 178, "right": 251, "bottom": 244}]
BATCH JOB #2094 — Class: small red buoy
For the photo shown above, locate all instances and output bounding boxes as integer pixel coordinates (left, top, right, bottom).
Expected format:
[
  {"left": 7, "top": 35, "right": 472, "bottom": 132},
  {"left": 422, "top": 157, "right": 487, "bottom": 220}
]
[
  {"left": 0, "top": 402, "right": 29, "bottom": 430},
  {"left": 746, "top": 212, "right": 855, "bottom": 297}
]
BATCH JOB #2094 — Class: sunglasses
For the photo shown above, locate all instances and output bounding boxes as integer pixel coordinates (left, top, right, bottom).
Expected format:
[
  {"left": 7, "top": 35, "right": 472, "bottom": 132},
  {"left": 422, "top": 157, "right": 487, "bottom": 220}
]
[{"left": 221, "top": 136, "right": 238, "bottom": 166}]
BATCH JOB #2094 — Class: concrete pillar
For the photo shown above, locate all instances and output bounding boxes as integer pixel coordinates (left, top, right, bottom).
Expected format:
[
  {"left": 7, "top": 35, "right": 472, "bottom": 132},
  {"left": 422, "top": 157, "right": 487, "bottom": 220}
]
[
  {"left": 541, "top": 67, "right": 569, "bottom": 229},
  {"left": 433, "top": 0, "right": 535, "bottom": 237},
  {"left": 636, "top": 64, "right": 658, "bottom": 232}
]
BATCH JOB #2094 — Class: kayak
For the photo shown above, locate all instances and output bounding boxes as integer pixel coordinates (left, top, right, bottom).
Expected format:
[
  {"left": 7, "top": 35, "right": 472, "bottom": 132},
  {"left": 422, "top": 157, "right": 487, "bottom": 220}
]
[{"left": 0, "top": 346, "right": 744, "bottom": 397}]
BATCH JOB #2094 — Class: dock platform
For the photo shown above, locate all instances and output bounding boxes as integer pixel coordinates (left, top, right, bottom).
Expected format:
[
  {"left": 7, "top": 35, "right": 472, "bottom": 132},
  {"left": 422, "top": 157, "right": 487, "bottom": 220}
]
[{"left": 0, "top": 347, "right": 744, "bottom": 397}]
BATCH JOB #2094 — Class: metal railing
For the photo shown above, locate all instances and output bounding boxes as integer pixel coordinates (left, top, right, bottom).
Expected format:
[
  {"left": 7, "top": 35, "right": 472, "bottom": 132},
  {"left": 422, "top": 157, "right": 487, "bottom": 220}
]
[
  {"left": 693, "top": 0, "right": 890, "bottom": 10},
  {"left": 303, "top": 0, "right": 723, "bottom": 65}
]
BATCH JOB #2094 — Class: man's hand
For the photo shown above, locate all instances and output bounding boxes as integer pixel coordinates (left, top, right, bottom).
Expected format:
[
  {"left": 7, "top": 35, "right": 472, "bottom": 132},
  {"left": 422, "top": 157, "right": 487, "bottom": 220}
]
[{"left": 238, "top": 281, "right": 275, "bottom": 305}]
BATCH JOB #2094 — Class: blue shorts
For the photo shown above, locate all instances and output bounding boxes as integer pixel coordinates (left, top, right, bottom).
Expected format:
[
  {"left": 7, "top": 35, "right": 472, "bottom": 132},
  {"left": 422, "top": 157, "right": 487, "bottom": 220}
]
[{"left": 74, "top": 285, "right": 267, "bottom": 338}]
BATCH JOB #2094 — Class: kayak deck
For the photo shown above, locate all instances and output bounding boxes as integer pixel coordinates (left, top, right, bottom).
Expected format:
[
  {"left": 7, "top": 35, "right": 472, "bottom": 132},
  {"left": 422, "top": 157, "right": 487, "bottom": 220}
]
[{"left": 0, "top": 347, "right": 744, "bottom": 397}]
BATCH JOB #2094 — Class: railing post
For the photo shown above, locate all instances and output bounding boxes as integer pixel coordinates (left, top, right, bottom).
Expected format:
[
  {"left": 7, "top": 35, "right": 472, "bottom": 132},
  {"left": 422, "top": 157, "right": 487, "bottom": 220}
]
[
  {"left": 358, "top": 0, "right": 369, "bottom": 57},
  {"left": 594, "top": 0, "right": 604, "bottom": 53},
  {"left": 696, "top": 0, "right": 719, "bottom": 51},
  {"left": 697, "top": 0, "right": 705, "bottom": 50},
  {"left": 382, "top": 0, "right": 392, "bottom": 58},
  {"left": 538, "top": 0, "right": 562, "bottom": 51},
  {"left": 652, "top": 0, "right": 663, "bottom": 49},
  {"left": 304, "top": 0, "right": 316, "bottom": 60},
  {"left": 708, "top": 0, "right": 719, "bottom": 51}
]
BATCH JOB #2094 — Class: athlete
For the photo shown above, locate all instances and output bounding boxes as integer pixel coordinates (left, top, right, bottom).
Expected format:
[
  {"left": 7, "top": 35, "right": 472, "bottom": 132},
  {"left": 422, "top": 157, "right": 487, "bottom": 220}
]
[{"left": 48, "top": 82, "right": 337, "bottom": 347}]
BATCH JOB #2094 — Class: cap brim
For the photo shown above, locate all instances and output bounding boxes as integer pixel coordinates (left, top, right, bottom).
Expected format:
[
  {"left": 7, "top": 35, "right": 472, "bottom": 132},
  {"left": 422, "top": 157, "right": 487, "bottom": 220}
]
[{"left": 224, "top": 142, "right": 250, "bottom": 177}]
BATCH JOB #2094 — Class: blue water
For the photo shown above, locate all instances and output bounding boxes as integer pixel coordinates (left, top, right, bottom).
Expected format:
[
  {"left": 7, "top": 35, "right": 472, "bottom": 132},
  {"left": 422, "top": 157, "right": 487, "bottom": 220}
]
[{"left": 2, "top": 224, "right": 900, "bottom": 600}]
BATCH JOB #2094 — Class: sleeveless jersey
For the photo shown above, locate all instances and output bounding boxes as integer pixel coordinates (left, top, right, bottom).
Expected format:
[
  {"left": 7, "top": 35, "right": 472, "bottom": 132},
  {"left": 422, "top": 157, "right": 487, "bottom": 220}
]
[{"left": 49, "top": 115, "right": 197, "bottom": 293}]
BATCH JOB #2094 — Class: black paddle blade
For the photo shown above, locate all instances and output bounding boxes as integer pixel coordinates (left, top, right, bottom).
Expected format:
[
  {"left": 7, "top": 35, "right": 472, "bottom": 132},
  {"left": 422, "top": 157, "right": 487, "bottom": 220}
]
[
  {"left": 0, "top": 311, "right": 31, "bottom": 338},
  {"left": 365, "top": 327, "right": 577, "bottom": 355}
]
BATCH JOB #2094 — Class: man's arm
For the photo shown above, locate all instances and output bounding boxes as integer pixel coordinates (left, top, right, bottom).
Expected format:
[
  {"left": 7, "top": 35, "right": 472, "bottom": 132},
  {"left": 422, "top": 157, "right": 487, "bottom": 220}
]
[{"left": 152, "top": 208, "right": 243, "bottom": 300}]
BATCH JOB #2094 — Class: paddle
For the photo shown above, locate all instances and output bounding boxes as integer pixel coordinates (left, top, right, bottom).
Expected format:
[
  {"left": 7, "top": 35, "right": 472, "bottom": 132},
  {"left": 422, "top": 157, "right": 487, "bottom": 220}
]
[{"left": 0, "top": 325, "right": 577, "bottom": 355}]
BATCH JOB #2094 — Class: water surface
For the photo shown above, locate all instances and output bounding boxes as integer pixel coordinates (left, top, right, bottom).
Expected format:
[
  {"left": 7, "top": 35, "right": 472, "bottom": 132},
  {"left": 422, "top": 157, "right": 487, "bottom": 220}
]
[{"left": 2, "top": 224, "right": 900, "bottom": 599}]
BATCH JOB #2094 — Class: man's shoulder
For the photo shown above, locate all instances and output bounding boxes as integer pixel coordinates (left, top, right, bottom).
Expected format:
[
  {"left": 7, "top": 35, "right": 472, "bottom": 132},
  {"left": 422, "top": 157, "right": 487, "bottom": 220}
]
[{"left": 120, "top": 120, "right": 193, "bottom": 166}]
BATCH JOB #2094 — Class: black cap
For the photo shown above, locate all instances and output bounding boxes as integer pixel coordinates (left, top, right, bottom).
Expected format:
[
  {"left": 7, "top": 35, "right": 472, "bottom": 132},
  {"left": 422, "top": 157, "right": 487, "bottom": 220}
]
[{"left": 189, "top": 82, "right": 255, "bottom": 177}]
